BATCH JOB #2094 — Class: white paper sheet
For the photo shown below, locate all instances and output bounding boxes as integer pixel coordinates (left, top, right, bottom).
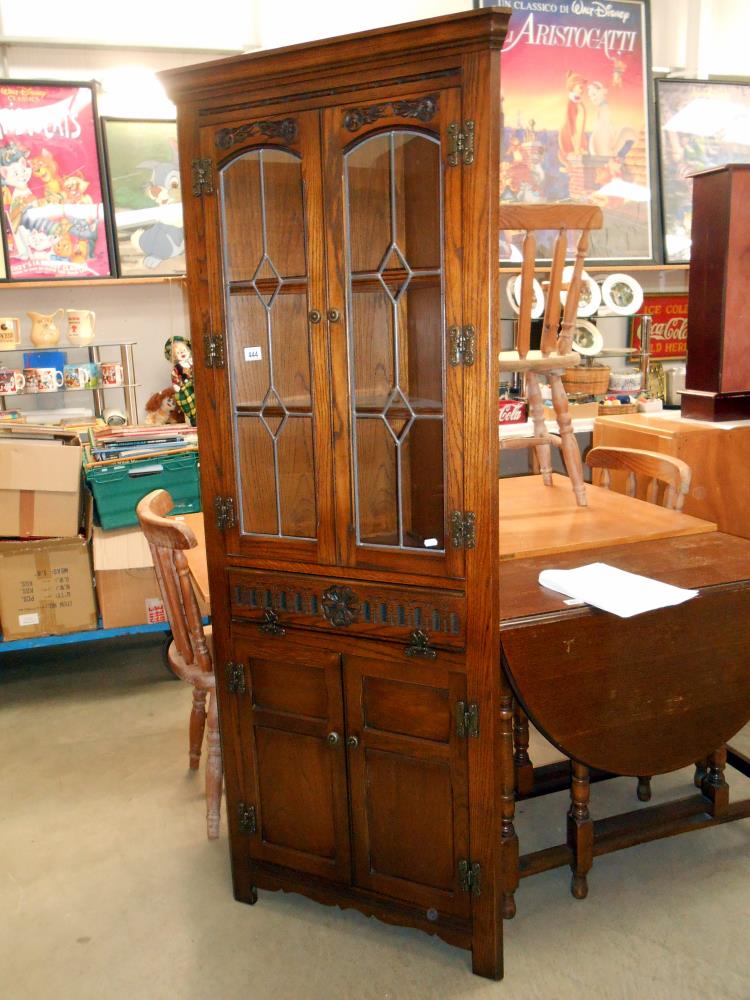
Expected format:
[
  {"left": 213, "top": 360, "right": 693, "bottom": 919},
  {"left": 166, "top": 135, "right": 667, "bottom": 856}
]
[{"left": 538, "top": 562, "right": 698, "bottom": 619}]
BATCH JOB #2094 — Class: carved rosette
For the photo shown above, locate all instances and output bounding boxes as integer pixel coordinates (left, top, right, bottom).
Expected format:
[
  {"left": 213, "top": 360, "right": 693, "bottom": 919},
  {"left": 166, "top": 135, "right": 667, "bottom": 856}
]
[
  {"left": 321, "top": 586, "right": 360, "bottom": 628},
  {"left": 343, "top": 95, "right": 438, "bottom": 133},
  {"left": 215, "top": 117, "right": 299, "bottom": 150}
]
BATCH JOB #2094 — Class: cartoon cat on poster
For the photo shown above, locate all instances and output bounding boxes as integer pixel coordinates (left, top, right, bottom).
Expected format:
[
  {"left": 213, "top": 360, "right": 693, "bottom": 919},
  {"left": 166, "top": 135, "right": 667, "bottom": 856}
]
[
  {"left": 0, "top": 83, "right": 111, "bottom": 279},
  {"left": 500, "top": 0, "right": 654, "bottom": 262}
]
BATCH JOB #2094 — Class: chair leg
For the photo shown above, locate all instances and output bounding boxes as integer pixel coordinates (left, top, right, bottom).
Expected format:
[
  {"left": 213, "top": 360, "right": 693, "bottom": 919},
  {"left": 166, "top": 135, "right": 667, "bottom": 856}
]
[
  {"left": 513, "top": 703, "right": 534, "bottom": 796},
  {"left": 637, "top": 776, "right": 652, "bottom": 801},
  {"left": 567, "top": 761, "right": 593, "bottom": 900},
  {"left": 701, "top": 746, "right": 729, "bottom": 818},
  {"left": 549, "top": 373, "right": 587, "bottom": 507},
  {"left": 526, "top": 373, "right": 553, "bottom": 486},
  {"left": 205, "top": 690, "right": 223, "bottom": 839},
  {"left": 189, "top": 687, "right": 208, "bottom": 770},
  {"left": 500, "top": 688, "right": 519, "bottom": 919}
]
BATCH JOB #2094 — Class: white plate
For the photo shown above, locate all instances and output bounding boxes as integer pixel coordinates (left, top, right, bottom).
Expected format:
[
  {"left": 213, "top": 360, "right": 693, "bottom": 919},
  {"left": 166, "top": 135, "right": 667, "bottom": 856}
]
[
  {"left": 560, "top": 267, "right": 601, "bottom": 318},
  {"left": 572, "top": 320, "right": 603, "bottom": 357},
  {"left": 505, "top": 275, "right": 544, "bottom": 320},
  {"left": 601, "top": 272, "right": 643, "bottom": 316}
]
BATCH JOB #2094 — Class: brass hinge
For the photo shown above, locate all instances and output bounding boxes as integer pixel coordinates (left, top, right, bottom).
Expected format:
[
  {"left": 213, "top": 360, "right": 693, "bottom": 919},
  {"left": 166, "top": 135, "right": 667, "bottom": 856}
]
[
  {"left": 203, "top": 333, "right": 225, "bottom": 369},
  {"left": 447, "top": 120, "right": 475, "bottom": 167},
  {"left": 451, "top": 511, "right": 476, "bottom": 549},
  {"left": 192, "top": 157, "right": 214, "bottom": 197},
  {"left": 458, "top": 858, "right": 481, "bottom": 895},
  {"left": 226, "top": 661, "right": 246, "bottom": 695},
  {"left": 455, "top": 701, "right": 479, "bottom": 739},
  {"left": 237, "top": 802, "right": 257, "bottom": 835},
  {"left": 214, "top": 496, "right": 236, "bottom": 531},
  {"left": 448, "top": 325, "right": 475, "bottom": 367}
]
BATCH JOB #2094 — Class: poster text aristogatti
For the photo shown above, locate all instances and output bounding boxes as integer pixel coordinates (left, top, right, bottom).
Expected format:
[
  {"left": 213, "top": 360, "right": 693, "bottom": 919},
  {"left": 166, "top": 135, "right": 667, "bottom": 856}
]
[{"left": 504, "top": 2, "right": 637, "bottom": 59}]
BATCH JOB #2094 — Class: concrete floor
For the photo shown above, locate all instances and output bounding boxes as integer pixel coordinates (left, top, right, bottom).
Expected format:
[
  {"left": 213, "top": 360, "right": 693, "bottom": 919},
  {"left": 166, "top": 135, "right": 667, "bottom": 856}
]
[{"left": 2, "top": 636, "right": 750, "bottom": 1000}]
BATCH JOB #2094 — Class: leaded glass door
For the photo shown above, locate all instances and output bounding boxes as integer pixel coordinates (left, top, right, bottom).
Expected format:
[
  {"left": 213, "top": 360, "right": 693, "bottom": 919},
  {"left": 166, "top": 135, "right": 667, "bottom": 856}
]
[
  {"left": 201, "top": 111, "right": 335, "bottom": 563},
  {"left": 323, "top": 91, "right": 464, "bottom": 577}
]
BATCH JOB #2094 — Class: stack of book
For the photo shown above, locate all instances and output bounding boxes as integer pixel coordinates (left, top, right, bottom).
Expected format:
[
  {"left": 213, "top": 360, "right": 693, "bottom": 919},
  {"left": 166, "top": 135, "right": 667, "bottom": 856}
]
[{"left": 87, "top": 424, "right": 198, "bottom": 462}]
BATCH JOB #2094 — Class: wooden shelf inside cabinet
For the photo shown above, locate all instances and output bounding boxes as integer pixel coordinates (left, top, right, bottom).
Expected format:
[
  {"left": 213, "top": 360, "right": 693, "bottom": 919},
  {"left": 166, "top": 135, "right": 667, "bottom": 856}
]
[{"left": 0, "top": 276, "right": 185, "bottom": 290}]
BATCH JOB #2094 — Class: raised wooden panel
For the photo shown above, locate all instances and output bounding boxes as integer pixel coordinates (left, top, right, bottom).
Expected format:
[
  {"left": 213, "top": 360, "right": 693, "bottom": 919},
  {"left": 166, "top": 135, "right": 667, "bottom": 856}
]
[
  {"left": 232, "top": 634, "right": 350, "bottom": 881},
  {"left": 364, "top": 749, "right": 455, "bottom": 890},
  {"left": 255, "top": 727, "right": 338, "bottom": 859},
  {"left": 363, "top": 676, "right": 450, "bottom": 742},
  {"left": 230, "top": 568, "right": 466, "bottom": 649},
  {"left": 345, "top": 654, "right": 470, "bottom": 917}
]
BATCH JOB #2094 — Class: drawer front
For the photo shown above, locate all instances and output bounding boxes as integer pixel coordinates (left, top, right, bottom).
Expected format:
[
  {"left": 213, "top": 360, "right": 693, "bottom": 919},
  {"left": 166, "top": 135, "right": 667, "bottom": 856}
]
[{"left": 229, "top": 569, "right": 465, "bottom": 650}]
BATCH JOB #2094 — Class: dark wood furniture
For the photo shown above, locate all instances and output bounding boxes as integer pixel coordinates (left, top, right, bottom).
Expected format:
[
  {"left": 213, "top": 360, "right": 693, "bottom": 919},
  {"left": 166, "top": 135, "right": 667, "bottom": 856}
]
[
  {"left": 498, "top": 204, "right": 603, "bottom": 507},
  {"left": 161, "top": 10, "right": 750, "bottom": 982},
  {"left": 162, "top": 8, "right": 508, "bottom": 979},
  {"left": 136, "top": 489, "right": 222, "bottom": 839},
  {"left": 500, "top": 533, "right": 750, "bottom": 915},
  {"left": 682, "top": 164, "right": 750, "bottom": 420}
]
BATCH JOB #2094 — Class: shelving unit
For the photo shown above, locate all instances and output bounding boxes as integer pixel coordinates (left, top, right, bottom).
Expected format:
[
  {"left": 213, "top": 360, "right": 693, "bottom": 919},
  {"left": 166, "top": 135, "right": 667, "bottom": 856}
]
[
  {"left": 0, "top": 275, "right": 185, "bottom": 289},
  {"left": 0, "top": 341, "right": 139, "bottom": 422}
]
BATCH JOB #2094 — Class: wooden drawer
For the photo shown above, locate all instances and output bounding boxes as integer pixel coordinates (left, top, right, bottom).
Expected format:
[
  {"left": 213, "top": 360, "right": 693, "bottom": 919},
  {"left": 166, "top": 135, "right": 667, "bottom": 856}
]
[{"left": 228, "top": 569, "right": 465, "bottom": 650}]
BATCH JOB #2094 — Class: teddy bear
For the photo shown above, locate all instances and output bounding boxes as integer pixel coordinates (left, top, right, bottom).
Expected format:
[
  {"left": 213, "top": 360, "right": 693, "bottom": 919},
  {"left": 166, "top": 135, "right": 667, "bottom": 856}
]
[{"left": 144, "top": 387, "right": 186, "bottom": 425}]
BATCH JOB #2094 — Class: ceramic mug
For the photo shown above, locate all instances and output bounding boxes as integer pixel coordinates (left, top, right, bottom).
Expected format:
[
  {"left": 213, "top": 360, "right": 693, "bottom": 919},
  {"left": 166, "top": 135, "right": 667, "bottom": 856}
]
[
  {"left": 0, "top": 317, "right": 21, "bottom": 351},
  {"left": 70, "top": 362, "right": 100, "bottom": 389},
  {"left": 100, "top": 362, "right": 124, "bottom": 387},
  {"left": 23, "top": 367, "right": 63, "bottom": 393},
  {"left": 66, "top": 309, "right": 95, "bottom": 347},
  {"left": 0, "top": 368, "right": 26, "bottom": 395},
  {"left": 64, "top": 364, "right": 94, "bottom": 390}
]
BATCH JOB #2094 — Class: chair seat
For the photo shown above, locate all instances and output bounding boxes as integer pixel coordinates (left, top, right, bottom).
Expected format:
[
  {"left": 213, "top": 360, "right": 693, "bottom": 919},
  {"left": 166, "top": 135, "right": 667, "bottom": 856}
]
[{"left": 499, "top": 349, "right": 580, "bottom": 373}]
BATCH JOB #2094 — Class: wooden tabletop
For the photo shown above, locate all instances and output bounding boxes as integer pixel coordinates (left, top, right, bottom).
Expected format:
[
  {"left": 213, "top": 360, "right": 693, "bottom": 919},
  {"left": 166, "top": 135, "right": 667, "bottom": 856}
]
[{"left": 499, "top": 473, "right": 716, "bottom": 561}]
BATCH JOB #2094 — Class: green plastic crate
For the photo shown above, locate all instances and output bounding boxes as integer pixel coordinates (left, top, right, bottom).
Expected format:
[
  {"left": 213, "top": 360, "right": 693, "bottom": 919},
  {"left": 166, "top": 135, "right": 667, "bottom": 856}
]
[{"left": 85, "top": 449, "right": 201, "bottom": 530}]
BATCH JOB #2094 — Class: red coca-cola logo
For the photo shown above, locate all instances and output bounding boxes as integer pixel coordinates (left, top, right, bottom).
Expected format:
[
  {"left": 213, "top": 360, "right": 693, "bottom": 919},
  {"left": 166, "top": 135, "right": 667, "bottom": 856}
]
[
  {"left": 650, "top": 317, "right": 687, "bottom": 342},
  {"left": 498, "top": 400, "right": 528, "bottom": 424}
]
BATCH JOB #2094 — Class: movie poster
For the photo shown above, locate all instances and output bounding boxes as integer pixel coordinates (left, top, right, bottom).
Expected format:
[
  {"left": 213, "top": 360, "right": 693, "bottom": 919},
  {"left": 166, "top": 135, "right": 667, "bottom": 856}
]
[
  {"left": 500, "top": 0, "right": 656, "bottom": 263},
  {"left": 0, "top": 82, "right": 113, "bottom": 279},
  {"left": 102, "top": 118, "right": 185, "bottom": 277}
]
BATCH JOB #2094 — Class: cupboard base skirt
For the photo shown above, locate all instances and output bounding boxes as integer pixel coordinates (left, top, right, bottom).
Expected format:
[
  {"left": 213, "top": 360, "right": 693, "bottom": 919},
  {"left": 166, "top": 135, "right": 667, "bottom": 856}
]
[{"left": 234, "top": 857, "right": 474, "bottom": 953}]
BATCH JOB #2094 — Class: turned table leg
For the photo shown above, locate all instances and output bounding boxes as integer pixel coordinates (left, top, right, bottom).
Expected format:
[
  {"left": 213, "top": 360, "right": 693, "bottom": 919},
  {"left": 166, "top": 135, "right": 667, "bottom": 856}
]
[
  {"left": 694, "top": 757, "right": 709, "bottom": 788},
  {"left": 500, "top": 690, "right": 520, "bottom": 919},
  {"left": 513, "top": 703, "right": 534, "bottom": 797},
  {"left": 567, "top": 761, "right": 593, "bottom": 900},
  {"left": 637, "top": 776, "right": 652, "bottom": 802},
  {"left": 702, "top": 746, "right": 729, "bottom": 818}
]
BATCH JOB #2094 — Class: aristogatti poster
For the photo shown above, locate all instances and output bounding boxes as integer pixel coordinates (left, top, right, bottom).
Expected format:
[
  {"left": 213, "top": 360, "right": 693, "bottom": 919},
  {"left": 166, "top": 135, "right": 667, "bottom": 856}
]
[
  {"left": 500, "top": 0, "right": 655, "bottom": 262},
  {"left": 0, "top": 82, "right": 113, "bottom": 279}
]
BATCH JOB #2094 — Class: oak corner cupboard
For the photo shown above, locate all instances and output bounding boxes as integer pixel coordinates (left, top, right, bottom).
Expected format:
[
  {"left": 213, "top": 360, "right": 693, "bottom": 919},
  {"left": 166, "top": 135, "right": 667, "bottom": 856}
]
[{"left": 161, "top": 6, "right": 508, "bottom": 980}]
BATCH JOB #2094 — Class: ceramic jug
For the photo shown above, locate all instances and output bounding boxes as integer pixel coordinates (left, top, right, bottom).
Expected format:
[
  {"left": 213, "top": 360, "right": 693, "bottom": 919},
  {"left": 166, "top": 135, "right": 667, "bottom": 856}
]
[
  {"left": 67, "top": 309, "right": 96, "bottom": 347},
  {"left": 28, "top": 309, "right": 63, "bottom": 348},
  {"left": 0, "top": 317, "right": 21, "bottom": 351}
]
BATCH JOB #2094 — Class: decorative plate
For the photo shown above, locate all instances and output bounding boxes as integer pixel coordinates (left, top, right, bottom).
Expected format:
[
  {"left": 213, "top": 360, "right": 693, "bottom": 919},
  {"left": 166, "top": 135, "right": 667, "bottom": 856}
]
[
  {"left": 560, "top": 267, "right": 601, "bottom": 318},
  {"left": 506, "top": 275, "right": 545, "bottom": 320},
  {"left": 601, "top": 273, "right": 644, "bottom": 316},
  {"left": 572, "top": 320, "right": 604, "bottom": 357}
]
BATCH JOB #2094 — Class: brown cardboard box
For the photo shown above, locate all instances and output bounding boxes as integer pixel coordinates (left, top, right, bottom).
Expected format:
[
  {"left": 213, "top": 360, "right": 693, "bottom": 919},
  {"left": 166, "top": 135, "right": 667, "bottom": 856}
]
[
  {"left": 92, "top": 526, "right": 167, "bottom": 629},
  {"left": 0, "top": 530, "right": 97, "bottom": 641},
  {"left": 0, "top": 426, "right": 82, "bottom": 538}
]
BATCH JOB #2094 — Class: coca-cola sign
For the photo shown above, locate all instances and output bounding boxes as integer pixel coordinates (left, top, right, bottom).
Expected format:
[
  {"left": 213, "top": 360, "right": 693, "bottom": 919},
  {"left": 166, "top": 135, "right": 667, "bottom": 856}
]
[
  {"left": 630, "top": 293, "right": 688, "bottom": 359},
  {"left": 498, "top": 399, "right": 528, "bottom": 425}
]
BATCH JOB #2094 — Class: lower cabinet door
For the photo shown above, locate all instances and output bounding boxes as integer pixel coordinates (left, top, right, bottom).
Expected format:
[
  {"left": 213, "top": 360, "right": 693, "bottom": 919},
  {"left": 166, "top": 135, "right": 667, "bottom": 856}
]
[
  {"left": 343, "top": 654, "right": 471, "bottom": 919},
  {"left": 232, "top": 632, "right": 350, "bottom": 882}
]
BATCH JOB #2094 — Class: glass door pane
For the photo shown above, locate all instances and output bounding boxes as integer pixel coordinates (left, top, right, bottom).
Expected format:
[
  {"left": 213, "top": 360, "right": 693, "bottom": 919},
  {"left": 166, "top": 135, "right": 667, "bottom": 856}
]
[
  {"left": 345, "top": 130, "right": 446, "bottom": 552},
  {"left": 220, "top": 147, "right": 317, "bottom": 540}
]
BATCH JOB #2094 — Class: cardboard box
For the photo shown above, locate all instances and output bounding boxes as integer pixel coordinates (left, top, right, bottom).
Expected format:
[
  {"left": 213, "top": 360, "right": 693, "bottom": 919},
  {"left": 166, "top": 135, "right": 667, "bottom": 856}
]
[
  {"left": 0, "top": 426, "right": 82, "bottom": 538},
  {"left": 0, "top": 530, "right": 97, "bottom": 641},
  {"left": 92, "top": 526, "right": 167, "bottom": 629}
]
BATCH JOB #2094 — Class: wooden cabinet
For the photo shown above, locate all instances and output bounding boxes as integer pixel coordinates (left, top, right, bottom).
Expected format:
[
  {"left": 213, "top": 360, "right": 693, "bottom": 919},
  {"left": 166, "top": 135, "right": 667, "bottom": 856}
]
[
  {"left": 162, "top": 7, "right": 507, "bottom": 980},
  {"left": 592, "top": 413, "right": 750, "bottom": 539}
]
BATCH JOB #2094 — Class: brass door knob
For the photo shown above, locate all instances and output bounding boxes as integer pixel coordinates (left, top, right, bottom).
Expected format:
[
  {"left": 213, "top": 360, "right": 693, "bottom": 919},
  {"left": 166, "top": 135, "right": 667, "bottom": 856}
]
[
  {"left": 346, "top": 735, "right": 359, "bottom": 749},
  {"left": 327, "top": 308, "right": 341, "bottom": 323},
  {"left": 326, "top": 731, "right": 340, "bottom": 746},
  {"left": 309, "top": 309, "right": 322, "bottom": 324}
]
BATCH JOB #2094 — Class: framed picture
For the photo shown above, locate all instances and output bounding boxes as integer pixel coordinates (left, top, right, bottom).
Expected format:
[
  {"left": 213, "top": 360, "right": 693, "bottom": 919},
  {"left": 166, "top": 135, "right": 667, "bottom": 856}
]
[
  {"left": 656, "top": 78, "right": 750, "bottom": 263},
  {"left": 498, "top": 0, "right": 660, "bottom": 264},
  {"left": 630, "top": 292, "right": 688, "bottom": 359},
  {"left": 0, "top": 80, "right": 114, "bottom": 280},
  {"left": 102, "top": 118, "right": 185, "bottom": 277}
]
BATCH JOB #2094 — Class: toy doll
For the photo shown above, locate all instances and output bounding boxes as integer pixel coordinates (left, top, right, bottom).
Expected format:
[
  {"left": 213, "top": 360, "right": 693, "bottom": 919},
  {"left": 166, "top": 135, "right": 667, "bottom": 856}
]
[{"left": 164, "top": 335, "right": 196, "bottom": 425}]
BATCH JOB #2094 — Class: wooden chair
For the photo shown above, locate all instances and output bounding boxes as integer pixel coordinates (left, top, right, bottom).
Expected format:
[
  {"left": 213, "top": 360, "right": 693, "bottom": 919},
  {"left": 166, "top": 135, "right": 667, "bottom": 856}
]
[
  {"left": 136, "top": 489, "right": 222, "bottom": 839},
  {"left": 586, "top": 446, "right": 691, "bottom": 512},
  {"left": 499, "top": 203, "right": 603, "bottom": 507}
]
